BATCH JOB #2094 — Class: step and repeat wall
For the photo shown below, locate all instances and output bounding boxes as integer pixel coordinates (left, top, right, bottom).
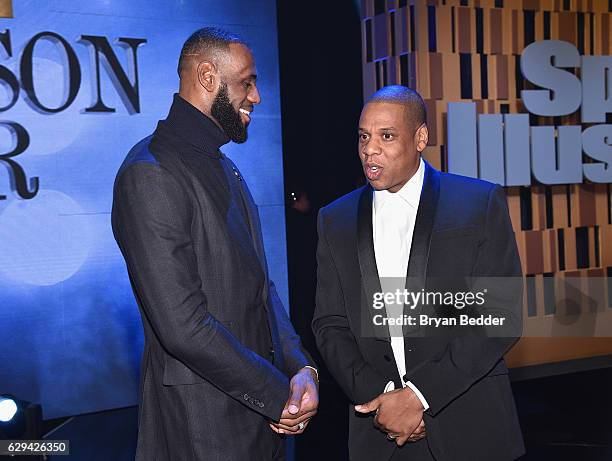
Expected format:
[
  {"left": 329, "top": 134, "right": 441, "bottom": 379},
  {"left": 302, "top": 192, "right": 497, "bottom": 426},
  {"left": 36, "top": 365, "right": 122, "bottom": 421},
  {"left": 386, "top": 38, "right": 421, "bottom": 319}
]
[
  {"left": 0, "top": 0, "right": 287, "bottom": 418},
  {"left": 361, "top": 0, "right": 612, "bottom": 370}
]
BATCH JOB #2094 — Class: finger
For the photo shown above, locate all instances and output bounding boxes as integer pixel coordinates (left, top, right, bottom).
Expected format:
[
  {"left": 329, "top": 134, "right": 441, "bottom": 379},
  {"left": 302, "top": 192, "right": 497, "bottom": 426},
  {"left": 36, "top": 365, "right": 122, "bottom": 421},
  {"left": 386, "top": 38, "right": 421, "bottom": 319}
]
[
  {"left": 407, "top": 432, "right": 427, "bottom": 442},
  {"left": 373, "top": 413, "right": 382, "bottom": 430},
  {"left": 278, "top": 410, "right": 317, "bottom": 426},
  {"left": 373, "top": 415, "right": 390, "bottom": 433},
  {"left": 275, "top": 418, "right": 311, "bottom": 432},
  {"left": 355, "top": 398, "right": 379, "bottom": 413},
  {"left": 372, "top": 410, "right": 390, "bottom": 432},
  {"left": 299, "top": 388, "right": 319, "bottom": 413},
  {"left": 396, "top": 435, "right": 410, "bottom": 446},
  {"left": 279, "top": 409, "right": 316, "bottom": 423},
  {"left": 274, "top": 419, "right": 310, "bottom": 434},
  {"left": 269, "top": 423, "right": 282, "bottom": 434},
  {"left": 280, "top": 401, "right": 317, "bottom": 420},
  {"left": 269, "top": 423, "right": 286, "bottom": 435},
  {"left": 287, "top": 383, "right": 305, "bottom": 415}
]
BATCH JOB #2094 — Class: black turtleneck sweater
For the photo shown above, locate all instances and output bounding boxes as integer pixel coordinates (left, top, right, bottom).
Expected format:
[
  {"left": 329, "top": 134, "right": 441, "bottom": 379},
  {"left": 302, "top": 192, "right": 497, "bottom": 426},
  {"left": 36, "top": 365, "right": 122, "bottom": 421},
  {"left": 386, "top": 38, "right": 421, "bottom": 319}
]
[
  {"left": 156, "top": 93, "right": 230, "bottom": 157},
  {"left": 150, "top": 94, "right": 257, "bottom": 231}
]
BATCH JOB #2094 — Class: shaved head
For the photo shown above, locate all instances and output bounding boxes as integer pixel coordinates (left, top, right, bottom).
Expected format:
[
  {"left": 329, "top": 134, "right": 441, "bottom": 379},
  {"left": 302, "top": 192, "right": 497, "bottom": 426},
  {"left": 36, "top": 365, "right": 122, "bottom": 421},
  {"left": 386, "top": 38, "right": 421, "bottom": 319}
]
[
  {"left": 177, "top": 27, "right": 249, "bottom": 77},
  {"left": 366, "top": 85, "right": 427, "bottom": 133}
]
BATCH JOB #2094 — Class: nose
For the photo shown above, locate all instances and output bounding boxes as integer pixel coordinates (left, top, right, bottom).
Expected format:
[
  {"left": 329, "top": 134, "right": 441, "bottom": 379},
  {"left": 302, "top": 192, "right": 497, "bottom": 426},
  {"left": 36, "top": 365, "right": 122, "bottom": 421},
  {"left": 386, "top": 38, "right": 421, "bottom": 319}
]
[
  {"left": 248, "top": 83, "right": 261, "bottom": 105},
  {"left": 361, "top": 137, "right": 381, "bottom": 159}
]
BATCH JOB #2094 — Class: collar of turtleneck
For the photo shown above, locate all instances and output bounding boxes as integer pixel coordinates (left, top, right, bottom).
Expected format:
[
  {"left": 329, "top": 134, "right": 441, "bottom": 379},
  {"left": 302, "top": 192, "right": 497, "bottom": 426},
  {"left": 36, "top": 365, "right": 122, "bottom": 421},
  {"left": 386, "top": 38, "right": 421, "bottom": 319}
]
[{"left": 158, "top": 93, "right": 230, "bottom": 159}]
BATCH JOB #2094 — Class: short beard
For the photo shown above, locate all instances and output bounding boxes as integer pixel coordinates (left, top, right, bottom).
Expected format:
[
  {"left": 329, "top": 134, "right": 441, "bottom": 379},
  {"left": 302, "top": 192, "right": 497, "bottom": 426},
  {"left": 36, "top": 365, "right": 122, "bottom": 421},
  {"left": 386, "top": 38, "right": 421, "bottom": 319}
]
[{"left": 211, "top": 83, "right": 248, "bottom": 144}]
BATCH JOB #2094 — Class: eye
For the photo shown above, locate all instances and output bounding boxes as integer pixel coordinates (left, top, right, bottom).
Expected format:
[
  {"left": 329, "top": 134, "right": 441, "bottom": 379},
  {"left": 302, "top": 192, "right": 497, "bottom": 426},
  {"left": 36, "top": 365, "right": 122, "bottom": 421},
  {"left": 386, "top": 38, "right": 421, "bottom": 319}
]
[
  {"left": 359, "top": 133, "right": 369, "bottom": 141},
  {"left": 382, "top": 132, "right": 394, "bottom": 140}
]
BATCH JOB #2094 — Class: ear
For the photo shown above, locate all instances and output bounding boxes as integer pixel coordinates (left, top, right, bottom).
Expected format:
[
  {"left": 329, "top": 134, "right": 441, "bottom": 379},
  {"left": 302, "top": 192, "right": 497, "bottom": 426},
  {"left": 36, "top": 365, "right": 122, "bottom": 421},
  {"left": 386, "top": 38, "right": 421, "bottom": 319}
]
[
  {"left": 196, "top": 61, "right": 216, "bottom": 93},
  {"left": 415, "top": 124, "right": 429, "bottom": 153}
]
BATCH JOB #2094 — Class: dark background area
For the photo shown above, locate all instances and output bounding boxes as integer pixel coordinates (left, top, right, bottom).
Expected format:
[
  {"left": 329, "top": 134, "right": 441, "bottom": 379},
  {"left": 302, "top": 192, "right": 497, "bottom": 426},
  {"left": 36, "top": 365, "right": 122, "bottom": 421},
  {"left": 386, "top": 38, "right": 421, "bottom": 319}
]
[{"left": 276, "top": 0, "right": 364, "bottom": 458}]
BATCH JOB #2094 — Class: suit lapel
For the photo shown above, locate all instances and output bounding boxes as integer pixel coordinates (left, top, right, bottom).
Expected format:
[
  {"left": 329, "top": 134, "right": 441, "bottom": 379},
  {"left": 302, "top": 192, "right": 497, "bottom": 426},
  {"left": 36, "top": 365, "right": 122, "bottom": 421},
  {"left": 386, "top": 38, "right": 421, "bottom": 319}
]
[
  {"left": 406, "top": 161, "right": 440, "bottom": 284},
  {"left": 357, "top": 185, "right": 390, "bottom": 342},
  {"left": 403, "top": 161, "right": 440, "bottom": 339}
]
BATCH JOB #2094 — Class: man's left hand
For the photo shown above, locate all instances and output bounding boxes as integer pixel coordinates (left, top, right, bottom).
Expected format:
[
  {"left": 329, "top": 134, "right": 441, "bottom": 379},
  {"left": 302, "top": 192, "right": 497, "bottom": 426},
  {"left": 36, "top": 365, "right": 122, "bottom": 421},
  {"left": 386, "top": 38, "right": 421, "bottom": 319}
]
[
  {"left": 355, "top": 387, "right": 424, "bottom": 446},
  {"left": 269, "top": 367, "right": 319, "bottom": 435}
]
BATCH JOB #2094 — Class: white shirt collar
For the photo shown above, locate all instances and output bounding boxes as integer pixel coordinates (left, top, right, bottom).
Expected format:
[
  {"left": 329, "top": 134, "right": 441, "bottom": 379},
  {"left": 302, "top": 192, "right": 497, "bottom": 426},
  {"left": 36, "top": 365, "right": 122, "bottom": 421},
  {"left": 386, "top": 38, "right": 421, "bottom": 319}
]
[{"left": 373, "top": 158, "right": 425, "bottom": 210}]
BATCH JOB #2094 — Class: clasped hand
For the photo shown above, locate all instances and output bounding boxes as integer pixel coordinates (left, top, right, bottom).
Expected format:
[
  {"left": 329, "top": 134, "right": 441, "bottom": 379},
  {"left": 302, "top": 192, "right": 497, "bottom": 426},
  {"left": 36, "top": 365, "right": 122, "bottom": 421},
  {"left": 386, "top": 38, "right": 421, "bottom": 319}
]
[
  {"left": 355, "top": 387, "right": 426, "bottom": 446},
  {"left": 269, "top": 367, "right": 319, "bottom": 435}
]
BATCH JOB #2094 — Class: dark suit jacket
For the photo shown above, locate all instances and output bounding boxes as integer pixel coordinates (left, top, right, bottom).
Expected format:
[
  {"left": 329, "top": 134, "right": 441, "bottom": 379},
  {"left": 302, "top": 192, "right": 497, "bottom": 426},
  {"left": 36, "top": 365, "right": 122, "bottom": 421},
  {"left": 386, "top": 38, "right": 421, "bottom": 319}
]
[
  {"left": 312, "top": 161, "right": 525, "bottom": 461},
  {"left": 112, "top": 95, "right": 312, "bottom": 460}
]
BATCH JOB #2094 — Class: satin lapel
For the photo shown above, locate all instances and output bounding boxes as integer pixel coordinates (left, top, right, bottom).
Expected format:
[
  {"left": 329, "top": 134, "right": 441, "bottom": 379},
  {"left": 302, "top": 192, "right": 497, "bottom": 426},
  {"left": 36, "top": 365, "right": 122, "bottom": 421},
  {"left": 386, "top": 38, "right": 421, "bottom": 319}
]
[
  {"left": 403, "top": 161, "right": 440, "bottom": 336},
  {"left": 357, "top": 185, "right": 389, "bottom": 342}
]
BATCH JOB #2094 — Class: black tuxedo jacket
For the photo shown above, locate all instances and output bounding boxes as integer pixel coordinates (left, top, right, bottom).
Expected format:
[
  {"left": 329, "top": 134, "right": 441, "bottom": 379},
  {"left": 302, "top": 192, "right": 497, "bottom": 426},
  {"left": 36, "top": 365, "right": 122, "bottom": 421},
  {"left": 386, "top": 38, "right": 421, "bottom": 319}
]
[
  {"left": 112, "top": 95, "right": 312, "bottom": 460},
  {"left": 312, "top": 162, "right": 524, "bottom": 461}
]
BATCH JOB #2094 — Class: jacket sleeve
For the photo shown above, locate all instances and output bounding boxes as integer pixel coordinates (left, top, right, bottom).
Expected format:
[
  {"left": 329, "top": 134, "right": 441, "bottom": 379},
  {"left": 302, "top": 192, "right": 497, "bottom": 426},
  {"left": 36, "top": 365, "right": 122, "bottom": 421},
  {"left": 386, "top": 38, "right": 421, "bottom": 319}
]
[
  {"left": 312, "top": 208, "right": 389, "bottom": 404},
  {"left": 111, "top": 162, "right": 289, "bottom": 421},
  {"left": 406, "top": 185, "right": 523, "bottom": 416},
  {"left": 268, "top": 280, "right": 317, "bottom": 377}
]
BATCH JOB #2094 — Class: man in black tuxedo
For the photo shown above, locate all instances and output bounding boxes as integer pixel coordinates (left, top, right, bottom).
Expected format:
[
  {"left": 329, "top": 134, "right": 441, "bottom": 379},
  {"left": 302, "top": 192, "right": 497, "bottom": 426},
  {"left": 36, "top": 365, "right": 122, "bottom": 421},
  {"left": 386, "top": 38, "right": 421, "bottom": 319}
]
[
  {"left": 112, "top": 28, "right": 318, "bottom": 460},
  {"left": 312, "top": 85, "right": 524, "bottom": 460}
]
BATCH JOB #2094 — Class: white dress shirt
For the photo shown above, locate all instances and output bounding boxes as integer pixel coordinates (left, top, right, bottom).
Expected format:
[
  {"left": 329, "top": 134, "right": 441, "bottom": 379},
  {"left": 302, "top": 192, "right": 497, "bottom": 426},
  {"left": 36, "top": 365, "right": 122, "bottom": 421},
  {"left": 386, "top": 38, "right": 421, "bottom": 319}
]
[{"left": 372, "top": 158, "right": 429, "bottom": 411}]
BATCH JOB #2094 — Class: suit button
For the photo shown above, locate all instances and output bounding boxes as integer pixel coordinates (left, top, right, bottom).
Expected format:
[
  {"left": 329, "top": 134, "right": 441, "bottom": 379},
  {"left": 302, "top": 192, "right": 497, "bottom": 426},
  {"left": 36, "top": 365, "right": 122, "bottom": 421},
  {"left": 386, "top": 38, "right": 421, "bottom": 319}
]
[
  {"left": 259, "top": 402, "right": 265, "bottom": 408},
  {"left": 243, "top": 394, "right": 249, "bottom": 401},
  {"left": 384, "top": 354, "right": 392, "bottom": 362}
]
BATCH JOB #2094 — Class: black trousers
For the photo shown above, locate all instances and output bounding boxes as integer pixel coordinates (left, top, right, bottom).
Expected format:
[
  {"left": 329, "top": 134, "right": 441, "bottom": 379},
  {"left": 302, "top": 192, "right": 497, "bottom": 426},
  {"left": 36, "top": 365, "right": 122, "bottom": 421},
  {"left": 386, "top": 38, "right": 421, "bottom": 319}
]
[{"left": 389, "top": 438, "right": 435, "bottom": 460}]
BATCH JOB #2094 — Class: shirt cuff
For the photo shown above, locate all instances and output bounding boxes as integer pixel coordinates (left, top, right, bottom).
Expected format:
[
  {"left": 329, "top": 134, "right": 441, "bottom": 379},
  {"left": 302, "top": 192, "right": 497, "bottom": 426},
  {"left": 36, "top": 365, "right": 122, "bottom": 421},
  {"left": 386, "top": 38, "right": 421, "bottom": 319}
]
[
  {"left": 384, "top": 381, "right": 395, "bottom": 393},
  {"left": 303, "top": 365, "right": 319, "bottom": 383},
  {"left": 404, "top": 380, "right": 430, "bottom": 411}
]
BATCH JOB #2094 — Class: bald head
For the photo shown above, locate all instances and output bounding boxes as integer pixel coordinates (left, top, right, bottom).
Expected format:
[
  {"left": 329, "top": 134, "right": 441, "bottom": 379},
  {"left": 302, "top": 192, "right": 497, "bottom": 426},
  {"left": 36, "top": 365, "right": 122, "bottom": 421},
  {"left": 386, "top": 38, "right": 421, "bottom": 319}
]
[
  {"left": 366, "top": 85, "right": 427, "bottom": 133},
  {"left": 177, "top": 27, "right": 249, "bottom": 77}
]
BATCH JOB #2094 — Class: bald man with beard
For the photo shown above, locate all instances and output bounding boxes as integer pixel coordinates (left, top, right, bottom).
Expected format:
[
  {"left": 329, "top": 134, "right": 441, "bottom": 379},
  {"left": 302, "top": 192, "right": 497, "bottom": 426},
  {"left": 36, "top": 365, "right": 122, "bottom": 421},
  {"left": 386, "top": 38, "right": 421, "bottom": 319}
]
[{"left": 112, "top": 27, "right": 318, "bottom": 460}]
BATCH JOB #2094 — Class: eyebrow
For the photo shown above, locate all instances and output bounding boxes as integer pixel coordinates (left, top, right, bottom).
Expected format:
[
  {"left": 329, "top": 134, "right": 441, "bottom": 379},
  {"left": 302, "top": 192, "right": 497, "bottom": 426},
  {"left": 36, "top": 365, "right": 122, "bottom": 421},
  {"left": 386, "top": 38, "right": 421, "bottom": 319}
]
[
  {"left": 358, "top": 126, "right": 397, "bottom": 131},
  {"left": 237, "top": 62, "right": 257, "bottom": 79},
  {"left": 239, "top": 73, "right": 257, "bottom": 83}
]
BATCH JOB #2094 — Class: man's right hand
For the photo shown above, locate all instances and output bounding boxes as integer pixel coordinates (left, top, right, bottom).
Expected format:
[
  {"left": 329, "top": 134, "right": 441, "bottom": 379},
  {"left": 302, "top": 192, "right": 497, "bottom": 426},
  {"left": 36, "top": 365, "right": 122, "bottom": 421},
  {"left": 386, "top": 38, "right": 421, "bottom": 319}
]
[
  {"left": 268, "top": 367, "right": 319, "bottom": 435},
  {"left": 406, "top": 419, "right": 426, "bottom": 442}
]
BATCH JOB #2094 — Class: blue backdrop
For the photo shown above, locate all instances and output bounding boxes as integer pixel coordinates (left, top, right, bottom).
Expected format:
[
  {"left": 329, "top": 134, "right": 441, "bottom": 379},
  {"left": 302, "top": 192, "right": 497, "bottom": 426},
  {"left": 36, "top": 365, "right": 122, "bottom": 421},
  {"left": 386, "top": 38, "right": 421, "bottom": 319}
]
[{"left": 0, "top": 0, "right": 288, "bottom": 419}]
